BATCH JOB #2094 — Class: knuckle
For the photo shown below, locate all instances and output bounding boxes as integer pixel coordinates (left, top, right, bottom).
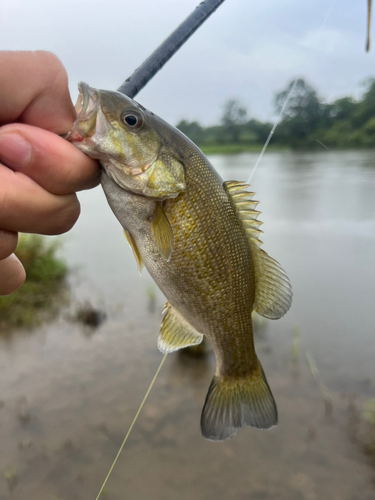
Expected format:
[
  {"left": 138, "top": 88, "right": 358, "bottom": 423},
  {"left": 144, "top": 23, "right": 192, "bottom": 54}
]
[
  {"left": 35, "top": 51, "right": 69, "bottom": 94},
  {"left": 50, "top": 196, "right": 81, "bottom": 235},
  {"left": 36, "top": 51, "right": 67, "bottom": 76}
]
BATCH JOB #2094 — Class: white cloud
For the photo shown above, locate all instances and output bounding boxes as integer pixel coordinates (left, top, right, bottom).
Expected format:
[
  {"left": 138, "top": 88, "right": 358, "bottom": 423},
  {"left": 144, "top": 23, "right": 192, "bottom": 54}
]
[{"left": 1, "top": 0, "right": 374, "bottom": 125}]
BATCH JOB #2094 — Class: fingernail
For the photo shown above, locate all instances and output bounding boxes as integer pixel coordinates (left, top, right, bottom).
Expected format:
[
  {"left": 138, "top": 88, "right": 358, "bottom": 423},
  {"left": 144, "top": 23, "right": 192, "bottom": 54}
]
[{"left": 0, "top": 134, "right": 31, "bottom": 168}]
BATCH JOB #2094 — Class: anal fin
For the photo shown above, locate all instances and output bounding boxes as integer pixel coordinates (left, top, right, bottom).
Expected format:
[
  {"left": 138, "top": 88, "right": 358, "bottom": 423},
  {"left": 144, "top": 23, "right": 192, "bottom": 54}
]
[{"left": 158, "top": 303, "right": 203, "bottom": 353}]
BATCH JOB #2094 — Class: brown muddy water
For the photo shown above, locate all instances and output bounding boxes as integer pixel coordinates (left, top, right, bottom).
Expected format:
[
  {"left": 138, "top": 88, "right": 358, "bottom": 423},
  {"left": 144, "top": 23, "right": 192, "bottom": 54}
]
[{"left": 0, "top": 151, "right": 374, "bottom": 500}]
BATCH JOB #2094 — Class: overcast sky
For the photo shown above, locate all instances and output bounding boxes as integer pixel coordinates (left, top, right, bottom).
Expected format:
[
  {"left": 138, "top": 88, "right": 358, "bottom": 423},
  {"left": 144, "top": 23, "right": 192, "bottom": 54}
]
[{"left": 1, "top": 0, "right": 373, "bottom": 126}]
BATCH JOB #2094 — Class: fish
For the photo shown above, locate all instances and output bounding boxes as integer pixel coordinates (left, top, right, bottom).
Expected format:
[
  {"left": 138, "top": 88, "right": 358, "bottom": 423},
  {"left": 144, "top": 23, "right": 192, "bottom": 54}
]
[{"left": 67, "top": 82, "right": 292, "bottom": 441}]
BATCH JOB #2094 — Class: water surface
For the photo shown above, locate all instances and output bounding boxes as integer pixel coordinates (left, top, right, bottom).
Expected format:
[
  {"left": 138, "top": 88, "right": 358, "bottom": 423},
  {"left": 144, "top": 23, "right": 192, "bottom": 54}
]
[{"left": 0, "top": 150, "right": 374, "bottom": 499}]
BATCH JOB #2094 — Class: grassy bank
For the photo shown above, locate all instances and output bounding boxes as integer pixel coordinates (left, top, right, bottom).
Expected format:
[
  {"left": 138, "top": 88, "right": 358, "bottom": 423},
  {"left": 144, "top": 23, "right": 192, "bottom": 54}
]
[{"left": 0, "top": 234, "right": 68, "bottom": 332}]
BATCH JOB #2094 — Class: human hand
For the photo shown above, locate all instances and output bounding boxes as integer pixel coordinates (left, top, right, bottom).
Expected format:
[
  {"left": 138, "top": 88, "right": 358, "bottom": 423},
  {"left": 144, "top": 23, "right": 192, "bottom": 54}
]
[{"left": 0, "top": 51, "right": 100, "bottom": 295}]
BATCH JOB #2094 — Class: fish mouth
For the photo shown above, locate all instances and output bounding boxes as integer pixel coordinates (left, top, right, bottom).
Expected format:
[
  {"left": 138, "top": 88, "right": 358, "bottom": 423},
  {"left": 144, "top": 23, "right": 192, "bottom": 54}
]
[
  {"left": 75, "top": 82, "right": 98, "bottom": 119},
  {"left": 66, "top": 82, "right": 100, "bottom": 142}
]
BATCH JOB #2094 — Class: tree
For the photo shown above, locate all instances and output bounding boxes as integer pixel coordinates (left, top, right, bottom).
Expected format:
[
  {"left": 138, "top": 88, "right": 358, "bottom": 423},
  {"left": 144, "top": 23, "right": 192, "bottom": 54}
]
[
  {"left": 274, "top": 78, "right": 323, "bottom": 120},
  {"left": 176, "top": 120, "right": 204, "bottom": 145},
  {"left": 245, "top": 119, "right": 272, "bottom": 144},
  {"left": 220, "top": 99, "right": 248, "bottom": 143},
  {"left": 274, "top": 78, "right": 326, "bottom": 145},
  {"left": 329, "top": 97, "right": 357, "bottom": 121},
  {"left": 350, "top": 78, "right": 375, "bottom": 127}
]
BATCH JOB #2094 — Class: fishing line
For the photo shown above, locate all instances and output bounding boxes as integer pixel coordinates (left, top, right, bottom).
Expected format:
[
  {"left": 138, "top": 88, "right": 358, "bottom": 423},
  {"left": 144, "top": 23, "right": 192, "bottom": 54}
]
[
  {"left": 246, "top": 0, "right": 337, "bottom": 185},
  {"left": 246, "top": 78, "right": 298, "bottom": 184},
  {"left": 95, "top": 353, "right": 168, "bottom": 500}
]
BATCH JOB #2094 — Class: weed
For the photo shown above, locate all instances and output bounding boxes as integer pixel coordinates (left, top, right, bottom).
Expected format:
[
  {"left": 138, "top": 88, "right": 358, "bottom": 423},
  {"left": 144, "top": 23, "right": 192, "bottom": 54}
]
[{"left": 0, "top": 234, "right": 68, "bottom": 331}]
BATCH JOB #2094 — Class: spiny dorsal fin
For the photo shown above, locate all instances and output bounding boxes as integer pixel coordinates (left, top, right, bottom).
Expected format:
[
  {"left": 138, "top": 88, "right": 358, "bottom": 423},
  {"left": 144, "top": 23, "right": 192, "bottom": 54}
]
[
  {"left": 158, "top": 302, "right": 203, "bottom": 353},
  {"left": 123, "top": 228, "right": 143, "bottom": 274},
  {"left": 150, "top": 204, "right": 174, "bottom": 262},
  {"left": 224, "top": 180, "right": 292, "bottom": 320}
]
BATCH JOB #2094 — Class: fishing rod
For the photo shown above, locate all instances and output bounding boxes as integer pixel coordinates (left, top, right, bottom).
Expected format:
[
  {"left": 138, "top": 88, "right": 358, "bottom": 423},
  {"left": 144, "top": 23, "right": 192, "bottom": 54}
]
[{"left": 117, "top": 0, "right": 226, "bottom": 98}]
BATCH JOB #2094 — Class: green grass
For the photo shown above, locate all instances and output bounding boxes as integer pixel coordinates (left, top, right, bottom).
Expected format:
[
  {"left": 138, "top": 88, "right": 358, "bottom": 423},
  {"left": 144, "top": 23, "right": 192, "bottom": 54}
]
[
  {"left": 200, "top": 143, "right": 290, "bottom": 155},
  {"left": 0, "top": 234, "right": 68, "bottom": 332}
]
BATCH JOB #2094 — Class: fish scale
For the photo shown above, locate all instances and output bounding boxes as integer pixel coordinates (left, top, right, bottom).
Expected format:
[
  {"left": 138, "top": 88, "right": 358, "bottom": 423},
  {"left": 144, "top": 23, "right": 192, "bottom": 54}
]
[
  {"left": 68, "top": 83, "right": 292, "bottom": 441},
  {"left": 163, "top": 169, "right": 253, "bottom": 337}
]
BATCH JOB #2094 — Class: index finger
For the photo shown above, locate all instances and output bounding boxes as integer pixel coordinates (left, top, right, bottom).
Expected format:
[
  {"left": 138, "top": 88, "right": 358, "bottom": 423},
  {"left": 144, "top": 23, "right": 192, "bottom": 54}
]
[{"left": 0, "top": 124, "right": 100, "bottom": 195}]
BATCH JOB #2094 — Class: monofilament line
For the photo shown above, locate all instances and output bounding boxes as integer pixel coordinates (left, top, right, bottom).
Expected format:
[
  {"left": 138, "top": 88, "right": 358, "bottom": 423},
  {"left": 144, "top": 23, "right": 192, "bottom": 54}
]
[
  {"left": 95, "top": 353, "right": 168, "bottom": 500},
  {"left": 246, "top": 0, "right": 337, "bottom": 185},
  {"left": 246, "top": 78, "right": 298, "bottom": 184}
]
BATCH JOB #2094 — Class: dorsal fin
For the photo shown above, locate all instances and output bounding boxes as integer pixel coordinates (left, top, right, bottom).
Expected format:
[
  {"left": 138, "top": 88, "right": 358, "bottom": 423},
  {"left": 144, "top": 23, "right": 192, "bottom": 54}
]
[
  {"left": 158, "top": 302, "right": 203, "bottom": 353},
  {"left": 224, "top": 180, "right": 292, "bottom": 319},
  {"left": 123, "top": 228, "right": 144, "bottom": 274}
]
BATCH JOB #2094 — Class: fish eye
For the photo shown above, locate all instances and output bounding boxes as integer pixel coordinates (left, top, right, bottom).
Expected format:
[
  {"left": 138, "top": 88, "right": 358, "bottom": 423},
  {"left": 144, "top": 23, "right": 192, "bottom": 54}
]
[
  {"left": 121, "top": 111, "right": 144, "bottom": 130},
  {"left": 125, "top": 115, "right": 137, "bottom": 126}
]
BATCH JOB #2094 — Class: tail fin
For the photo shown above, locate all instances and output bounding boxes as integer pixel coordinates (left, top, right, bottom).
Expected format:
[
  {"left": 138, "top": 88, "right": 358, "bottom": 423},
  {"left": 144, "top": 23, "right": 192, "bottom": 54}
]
[{"left": 200, "top": 361, "right": 277, "bottom": 441}]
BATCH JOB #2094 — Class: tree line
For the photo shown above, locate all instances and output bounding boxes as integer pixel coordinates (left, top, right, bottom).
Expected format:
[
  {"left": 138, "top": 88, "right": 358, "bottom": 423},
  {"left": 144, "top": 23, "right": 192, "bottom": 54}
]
[{"left": 176, "top": 78, "right": 375, "bottom": 150}]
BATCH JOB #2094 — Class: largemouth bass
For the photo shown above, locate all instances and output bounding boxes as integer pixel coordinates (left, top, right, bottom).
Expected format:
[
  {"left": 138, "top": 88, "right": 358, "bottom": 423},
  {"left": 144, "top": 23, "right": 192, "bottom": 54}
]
[{"left": 67, "top": 83, "right": 292, "bottom": 441}]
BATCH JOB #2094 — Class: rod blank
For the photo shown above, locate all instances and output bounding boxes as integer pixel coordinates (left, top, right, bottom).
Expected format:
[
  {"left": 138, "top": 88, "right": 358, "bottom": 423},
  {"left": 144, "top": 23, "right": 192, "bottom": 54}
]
[{"left": 117, "top": 0, "right": 226, "bottom": 98}]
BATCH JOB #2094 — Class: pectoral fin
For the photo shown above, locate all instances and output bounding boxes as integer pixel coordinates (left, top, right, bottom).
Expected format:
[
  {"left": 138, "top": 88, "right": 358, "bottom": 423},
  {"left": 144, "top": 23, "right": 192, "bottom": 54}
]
[
  {"left": 123, "top": 229, "right": 143, "bottom": 274},
  {"left": 224, "top": 180, "right": 292, "bottom": 319},
  {"left": 158, "top": 302, "right": 203, "bottom": 353},
  {"left": 150, "top": 204, "right": 174, "bottom": 261}
]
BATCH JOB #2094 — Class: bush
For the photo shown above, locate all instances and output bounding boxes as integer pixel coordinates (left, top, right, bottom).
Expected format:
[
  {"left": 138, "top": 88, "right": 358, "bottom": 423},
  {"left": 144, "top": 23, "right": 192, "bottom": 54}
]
[{"left": 0, "top": 234, "right": 68, "bottom": 331}]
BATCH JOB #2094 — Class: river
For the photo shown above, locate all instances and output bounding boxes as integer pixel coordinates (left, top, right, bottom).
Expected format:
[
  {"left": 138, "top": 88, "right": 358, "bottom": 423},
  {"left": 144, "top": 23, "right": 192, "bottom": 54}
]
[{"left": 0, "top": 150, "right": 374, "bottom": 499}]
